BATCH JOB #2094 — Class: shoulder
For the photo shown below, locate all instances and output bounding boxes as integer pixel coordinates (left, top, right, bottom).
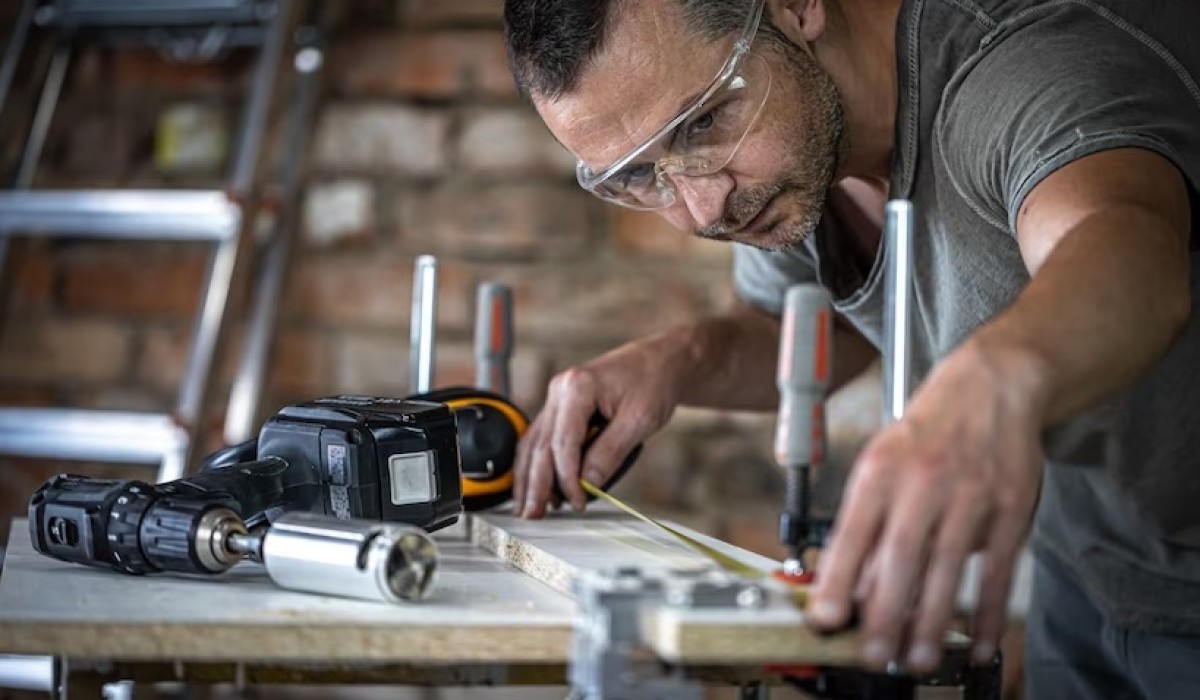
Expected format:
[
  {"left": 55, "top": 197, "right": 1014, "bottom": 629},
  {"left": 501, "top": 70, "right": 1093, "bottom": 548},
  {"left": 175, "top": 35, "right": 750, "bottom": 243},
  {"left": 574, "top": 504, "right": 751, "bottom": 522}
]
[{"left": 935, "top": 1, "right": 1200, "bottom": 229}]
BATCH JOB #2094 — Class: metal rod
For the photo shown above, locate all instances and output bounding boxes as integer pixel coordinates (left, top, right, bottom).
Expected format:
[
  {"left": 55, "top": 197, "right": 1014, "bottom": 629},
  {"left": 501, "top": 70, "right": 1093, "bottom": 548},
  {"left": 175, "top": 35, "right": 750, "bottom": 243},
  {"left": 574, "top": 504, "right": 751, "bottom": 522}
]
[
  {"left": 0, "top": 0, "right": 37, "bottom": 120},
  {"left": 883, "top": 200, "right": 914, "bottom": 424},
  {"left": 224, "top": 32, "right": 324, "bottom": 444},
  {"left": 176, "top": 229, "right": 243, "bottom": 435},
  {"left": 229, "top": 0, "right": 292, "bottom": 196},
  {"left": 410, "top": 255, "right": 438, "bottom": 393},
  {"left": 15, "top": 42, "right": 70, "bottom": 189}
]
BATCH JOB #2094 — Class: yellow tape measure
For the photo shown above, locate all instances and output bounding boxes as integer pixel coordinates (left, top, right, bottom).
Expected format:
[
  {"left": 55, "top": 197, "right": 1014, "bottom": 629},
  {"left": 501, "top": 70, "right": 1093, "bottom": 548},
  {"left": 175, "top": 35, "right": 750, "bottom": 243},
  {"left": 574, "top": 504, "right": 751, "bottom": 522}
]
[
  {"left": 581, "top": 479, "right": 769, "bottom": 579},
  {"left": 579, "top": 480, "right": 811, "bottom": 607}
]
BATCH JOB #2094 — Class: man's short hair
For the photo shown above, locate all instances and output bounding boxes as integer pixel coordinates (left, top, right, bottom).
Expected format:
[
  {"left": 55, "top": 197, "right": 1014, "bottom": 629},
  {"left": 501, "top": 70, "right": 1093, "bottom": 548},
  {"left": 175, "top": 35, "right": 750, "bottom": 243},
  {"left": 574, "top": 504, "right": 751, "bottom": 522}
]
[{"left": 504, "top": 0, "right": 762, "bottom": 100}]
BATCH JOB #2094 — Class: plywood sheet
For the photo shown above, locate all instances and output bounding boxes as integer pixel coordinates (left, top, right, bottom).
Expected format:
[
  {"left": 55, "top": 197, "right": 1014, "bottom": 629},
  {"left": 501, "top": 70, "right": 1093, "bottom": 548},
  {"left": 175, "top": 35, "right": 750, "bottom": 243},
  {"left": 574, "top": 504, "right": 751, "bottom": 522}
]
[
  {"left": 0, "top": 519, "right": 574, "bottom": 662},
  {"left": 470, "top": 509, "right": 868, "bottom": 664}
]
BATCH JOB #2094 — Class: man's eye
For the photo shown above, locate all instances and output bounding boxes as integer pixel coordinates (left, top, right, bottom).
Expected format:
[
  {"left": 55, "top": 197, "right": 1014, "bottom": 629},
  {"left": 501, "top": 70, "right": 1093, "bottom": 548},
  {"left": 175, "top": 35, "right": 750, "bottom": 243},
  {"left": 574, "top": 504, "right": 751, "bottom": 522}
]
[
  {"left": 685, "top": 110, "right": 716, "bottom": 140},
  {"left": 615, "top": 162, "right": 655, "bottom": 187}
]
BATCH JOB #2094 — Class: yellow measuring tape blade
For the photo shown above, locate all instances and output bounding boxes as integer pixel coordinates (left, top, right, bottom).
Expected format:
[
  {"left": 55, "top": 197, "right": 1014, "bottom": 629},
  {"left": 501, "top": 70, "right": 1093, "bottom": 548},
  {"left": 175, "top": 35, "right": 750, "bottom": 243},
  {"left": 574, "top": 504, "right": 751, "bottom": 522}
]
[{"left": 580, "top": 479, "right": 768, "bottom": 579}]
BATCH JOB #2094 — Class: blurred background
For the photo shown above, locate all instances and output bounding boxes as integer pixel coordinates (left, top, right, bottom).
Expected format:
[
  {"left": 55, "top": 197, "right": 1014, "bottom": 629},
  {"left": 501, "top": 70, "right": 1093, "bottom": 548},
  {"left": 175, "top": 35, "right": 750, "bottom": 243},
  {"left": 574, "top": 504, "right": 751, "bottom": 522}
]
[{"left": 0, "top": 0, "right": 878, "bottom": 564}]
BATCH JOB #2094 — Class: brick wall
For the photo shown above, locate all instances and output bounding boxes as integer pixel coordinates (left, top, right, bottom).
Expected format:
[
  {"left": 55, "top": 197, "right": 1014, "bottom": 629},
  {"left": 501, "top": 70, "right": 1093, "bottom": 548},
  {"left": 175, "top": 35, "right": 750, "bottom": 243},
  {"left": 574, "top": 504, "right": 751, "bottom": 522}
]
[{"left": 0, "top": 1, "right": 873, "bottom": 558}]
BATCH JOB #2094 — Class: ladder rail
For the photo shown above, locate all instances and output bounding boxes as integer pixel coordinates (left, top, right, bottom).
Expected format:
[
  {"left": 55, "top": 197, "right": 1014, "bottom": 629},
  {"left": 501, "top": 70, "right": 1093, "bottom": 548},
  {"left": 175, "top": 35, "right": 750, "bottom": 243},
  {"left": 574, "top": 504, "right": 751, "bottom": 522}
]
[
  {"left": 0, "top": 0, "right": 38, "bottom": 118},
  {"left": 229, "top": 0, "right": 290, "bottom": 197},
  {"left": 224, "top": 17, "right": 323, "bottom": 444},
  {"left": 174, "top": 0, "right": 292, "bottom": 468},
  {"left": 14, "top": 42, "right": 70, "bottom": 189}
]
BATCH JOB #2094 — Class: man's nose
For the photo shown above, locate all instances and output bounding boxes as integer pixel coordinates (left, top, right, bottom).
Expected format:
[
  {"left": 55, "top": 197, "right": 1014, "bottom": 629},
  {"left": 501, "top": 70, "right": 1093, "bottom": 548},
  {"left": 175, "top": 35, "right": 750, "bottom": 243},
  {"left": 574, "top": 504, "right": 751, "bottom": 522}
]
[{"left": 672, "top": 172, "right": 736, "bottom": 230}]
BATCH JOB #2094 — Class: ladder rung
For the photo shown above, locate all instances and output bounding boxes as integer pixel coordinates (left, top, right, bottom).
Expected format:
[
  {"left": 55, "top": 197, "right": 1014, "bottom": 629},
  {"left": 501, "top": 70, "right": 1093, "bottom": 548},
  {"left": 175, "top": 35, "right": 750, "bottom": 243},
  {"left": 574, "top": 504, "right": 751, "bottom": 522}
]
[
  {"left": 0, "top": 656, "right": 53, "bottom": 693},
  {"left": 0, "top": 190, "right": 241, "bottom": 241},
  {"left": 41, "top": 0, "right": 272, "bottom": 28},
  {"left": 0, "top": 408, "right": 188, "bottom": 464}
]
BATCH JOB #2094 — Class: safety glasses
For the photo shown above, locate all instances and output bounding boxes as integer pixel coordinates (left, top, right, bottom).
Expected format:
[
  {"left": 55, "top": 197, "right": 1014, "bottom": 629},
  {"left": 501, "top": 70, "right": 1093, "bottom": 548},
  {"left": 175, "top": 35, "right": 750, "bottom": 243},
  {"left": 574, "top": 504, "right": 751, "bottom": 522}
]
[{"left": 575, "top": 0, "right": 770, "bottom": 210}]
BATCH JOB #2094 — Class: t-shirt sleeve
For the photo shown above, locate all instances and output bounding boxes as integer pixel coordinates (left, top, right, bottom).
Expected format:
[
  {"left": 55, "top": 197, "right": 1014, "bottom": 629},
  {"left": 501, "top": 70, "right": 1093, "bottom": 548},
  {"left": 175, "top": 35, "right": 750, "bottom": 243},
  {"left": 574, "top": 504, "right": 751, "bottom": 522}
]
[
  {"left": 732, "top": 238, "right": 819, "bottom": 315},
  {"left": 938, "top": 4, "right": 1200, "bottom": 236}
]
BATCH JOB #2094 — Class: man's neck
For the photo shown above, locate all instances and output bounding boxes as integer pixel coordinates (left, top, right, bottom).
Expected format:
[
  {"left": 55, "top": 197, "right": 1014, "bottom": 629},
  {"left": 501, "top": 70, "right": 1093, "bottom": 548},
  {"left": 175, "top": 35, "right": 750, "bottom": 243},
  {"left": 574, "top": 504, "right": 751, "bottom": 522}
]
[{"left": 815, "top": 0, "right": 904, "bottom": 182}]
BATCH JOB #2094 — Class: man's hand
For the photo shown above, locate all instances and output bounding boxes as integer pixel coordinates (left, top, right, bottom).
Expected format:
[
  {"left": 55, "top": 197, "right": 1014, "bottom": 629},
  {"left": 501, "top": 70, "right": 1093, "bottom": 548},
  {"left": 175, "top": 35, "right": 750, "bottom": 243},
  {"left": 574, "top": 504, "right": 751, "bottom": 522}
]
[
  {"left": 513, "top": 332, "right": 687, "bottom": 518},
  {"left": 808, "top": 336, "right": 1046, "bottom": 672},
  {"left": 809, "top": 147, "right": 1192, "bottom": 674}
]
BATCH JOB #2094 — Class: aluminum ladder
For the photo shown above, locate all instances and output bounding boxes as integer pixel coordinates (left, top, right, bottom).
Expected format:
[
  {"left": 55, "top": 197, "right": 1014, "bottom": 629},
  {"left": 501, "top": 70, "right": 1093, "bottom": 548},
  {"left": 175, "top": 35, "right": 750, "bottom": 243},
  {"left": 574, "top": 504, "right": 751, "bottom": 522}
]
[{"left": 0, "top": 0, "right": 295, "bottom": 485}]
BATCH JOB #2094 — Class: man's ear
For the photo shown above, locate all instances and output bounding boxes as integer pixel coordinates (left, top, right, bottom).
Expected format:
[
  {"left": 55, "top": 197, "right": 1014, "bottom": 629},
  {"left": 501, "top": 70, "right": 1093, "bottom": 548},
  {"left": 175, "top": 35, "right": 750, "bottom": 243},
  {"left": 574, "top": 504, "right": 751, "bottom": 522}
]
[{"left": 768, "top": 0, "right": 828, "bottom": 45}]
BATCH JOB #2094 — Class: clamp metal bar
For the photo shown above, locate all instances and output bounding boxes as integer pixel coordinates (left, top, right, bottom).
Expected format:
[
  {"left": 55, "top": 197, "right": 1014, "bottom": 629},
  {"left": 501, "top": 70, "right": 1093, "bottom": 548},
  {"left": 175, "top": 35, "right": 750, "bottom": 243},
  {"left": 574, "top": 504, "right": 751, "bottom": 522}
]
[
  {"left": 410, "top": 255, "right": 438, "bottom": 393},
  {"left": 882, "top": 200, "right": 915, "bottom": 424}
]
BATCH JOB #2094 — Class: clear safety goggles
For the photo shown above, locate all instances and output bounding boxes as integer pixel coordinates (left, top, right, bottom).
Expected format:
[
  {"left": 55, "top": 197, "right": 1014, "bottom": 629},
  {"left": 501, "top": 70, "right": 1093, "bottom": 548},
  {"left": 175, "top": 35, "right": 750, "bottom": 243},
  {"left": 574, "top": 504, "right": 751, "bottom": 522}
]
[{"left": 575, "top": 0, "right": 770, "bottom": 211}]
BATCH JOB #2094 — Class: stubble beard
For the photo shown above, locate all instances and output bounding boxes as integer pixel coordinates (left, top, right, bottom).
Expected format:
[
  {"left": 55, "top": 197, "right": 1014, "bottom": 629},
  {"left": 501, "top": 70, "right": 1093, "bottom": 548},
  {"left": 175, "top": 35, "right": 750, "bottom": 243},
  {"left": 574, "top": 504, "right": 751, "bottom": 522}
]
[{"left": 697, "top": 47, "right": 846, "bottom": 252}]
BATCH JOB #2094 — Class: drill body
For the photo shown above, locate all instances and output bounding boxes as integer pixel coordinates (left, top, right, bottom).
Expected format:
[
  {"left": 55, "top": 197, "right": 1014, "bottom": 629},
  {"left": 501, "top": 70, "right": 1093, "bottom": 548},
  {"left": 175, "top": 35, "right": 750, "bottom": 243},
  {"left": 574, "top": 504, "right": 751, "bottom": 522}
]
[{"left": 29, "top": 395, "right": 462, "bottom": 576}]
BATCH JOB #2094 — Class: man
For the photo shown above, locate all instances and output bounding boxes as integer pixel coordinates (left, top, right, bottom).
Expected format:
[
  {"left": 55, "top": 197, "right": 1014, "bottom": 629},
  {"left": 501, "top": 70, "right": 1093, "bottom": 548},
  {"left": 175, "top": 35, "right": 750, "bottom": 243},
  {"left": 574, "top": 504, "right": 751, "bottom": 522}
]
[{"left": 502, "top": 0, "right": 1200, "bottom": 696}]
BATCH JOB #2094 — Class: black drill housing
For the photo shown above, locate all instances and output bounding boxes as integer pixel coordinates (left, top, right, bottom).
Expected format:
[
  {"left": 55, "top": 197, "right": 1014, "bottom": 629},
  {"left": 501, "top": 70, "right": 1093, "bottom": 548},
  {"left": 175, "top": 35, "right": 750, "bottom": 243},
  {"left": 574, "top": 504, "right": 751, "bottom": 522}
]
[{"left": 29, "top": 395, "right": 462, "bottom": 575}]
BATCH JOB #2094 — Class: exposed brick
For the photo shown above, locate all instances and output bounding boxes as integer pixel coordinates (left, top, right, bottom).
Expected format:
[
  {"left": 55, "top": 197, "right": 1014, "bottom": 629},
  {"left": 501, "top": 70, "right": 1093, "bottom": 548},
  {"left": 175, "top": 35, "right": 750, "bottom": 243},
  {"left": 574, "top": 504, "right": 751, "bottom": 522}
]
[
  {"left": 4, "top": 240, "right": 54, "bottom": 310},
  {"left": 467, "top": 262, "right": 716, "bottom": 345},
  {"left": 0, "top": 317, "right": 133, "bottom": 384},
  {"left": 611, "top": 208, "right": 735, "bottom": 264},
  {"left": 284, "top": 254, "right": 472, "bottom": 332},
  {"left": 303, "top": 180, "right": 376, "bottom": 247},
  {"left": 397, "top": 0, "right": 503, "bottom": 26},
  {"left": 0, "top": 385, "right": 58, "bottom": 406},
  {"left": 74, "top": 386, "right": 166, "bottom": 412},
  {"left": 457, "top": 108, "right": 575, "bottom": 176},
  {"left": 137, "top": 324, "right": 190, "bottom": 393},
  {"left": 59, "top": 243, "right": 208, "bottom": 318},
  {"left": 314, "top": 104, "right": 450, "bottom": 175},
  {"left": 109, "top": 47, "right": 247, "bottom": 92},
  {"left": 53, "top": 95, "right": 138, "bottom": 177},
  {"left": 331, "top": 31, "right": 514, "bottom": 99},
  {"left": 268, "top": 327, "right": 335, "bottom": 397},
  {"left": 402, "top": 183, "right": 595, "bottom": 260},
  {"left": 334, "top": 329, "right": 409, "bottom": 395}
]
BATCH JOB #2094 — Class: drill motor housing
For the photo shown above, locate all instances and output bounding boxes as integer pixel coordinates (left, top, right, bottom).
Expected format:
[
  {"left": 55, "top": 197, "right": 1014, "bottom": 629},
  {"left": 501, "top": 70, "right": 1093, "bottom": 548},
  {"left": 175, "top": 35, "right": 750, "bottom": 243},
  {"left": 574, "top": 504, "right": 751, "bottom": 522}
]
[{"left": 29, "top": 395, "right": 463, "bottom": 576}]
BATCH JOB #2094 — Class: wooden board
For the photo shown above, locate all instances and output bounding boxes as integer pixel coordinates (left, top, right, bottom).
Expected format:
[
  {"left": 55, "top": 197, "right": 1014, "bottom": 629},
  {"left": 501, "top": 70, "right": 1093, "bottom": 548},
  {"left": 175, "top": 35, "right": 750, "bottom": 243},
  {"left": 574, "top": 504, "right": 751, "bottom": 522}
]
[
  {"left": 0, "top": 519, "right": 575, "bottom": 662},
  {"left": 471, "top": 509, "right": 869, "bottom": 665}
]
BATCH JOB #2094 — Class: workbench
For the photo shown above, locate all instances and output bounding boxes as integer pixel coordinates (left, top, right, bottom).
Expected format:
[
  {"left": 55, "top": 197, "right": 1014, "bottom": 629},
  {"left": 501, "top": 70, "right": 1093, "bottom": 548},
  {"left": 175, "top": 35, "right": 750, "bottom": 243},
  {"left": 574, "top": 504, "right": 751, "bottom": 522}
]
[{"left": 0, "top": 510, "right": 1000, "bottom": 699}]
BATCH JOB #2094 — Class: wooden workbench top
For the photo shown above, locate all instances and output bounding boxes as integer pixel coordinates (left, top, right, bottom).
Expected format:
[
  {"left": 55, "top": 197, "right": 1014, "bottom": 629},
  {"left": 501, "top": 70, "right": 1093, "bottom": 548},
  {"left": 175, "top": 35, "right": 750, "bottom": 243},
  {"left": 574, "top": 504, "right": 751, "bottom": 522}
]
[
  {"left": 0, "top": 518, "right": 576, "bottom": 662},
  {"left": 1, "top": 508, "right": 894, "bottom": 668}
]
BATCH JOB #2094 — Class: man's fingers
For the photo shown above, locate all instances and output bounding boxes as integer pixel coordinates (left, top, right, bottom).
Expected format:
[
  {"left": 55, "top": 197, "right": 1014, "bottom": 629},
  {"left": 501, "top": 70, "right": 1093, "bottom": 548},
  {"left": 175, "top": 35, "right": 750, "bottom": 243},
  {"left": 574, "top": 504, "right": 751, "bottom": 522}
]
[
  {"left": 810, "top": 452, "right": 890, "bottom": 631},
  {"left": 970, "top": 517, "right": 1023, "bottom": 664},
  {"left": 858, "top": 478, "right": 941, "bottom": 670},
  {"left": 905, "top": 498, "right": 986, "bottom": 673},
  {"left": 580, "top": 411, "right": 647, "bottom": 489},
  {"left": 512, "top": 421, "right": 538, "bottom": 515},
  {"left": 521, "top": 433, "right": 558, "bottom": 519},
  {"left": 548, "top": 390, "right": 595, "bottom": 511}
]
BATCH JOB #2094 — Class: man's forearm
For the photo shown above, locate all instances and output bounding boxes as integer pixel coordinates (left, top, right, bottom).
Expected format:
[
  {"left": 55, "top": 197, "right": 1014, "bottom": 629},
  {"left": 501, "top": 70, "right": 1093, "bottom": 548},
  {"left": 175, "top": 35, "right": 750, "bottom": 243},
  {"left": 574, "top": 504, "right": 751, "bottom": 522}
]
[{"left": 671, "top": 303, "right": 878, "bottom": 411}]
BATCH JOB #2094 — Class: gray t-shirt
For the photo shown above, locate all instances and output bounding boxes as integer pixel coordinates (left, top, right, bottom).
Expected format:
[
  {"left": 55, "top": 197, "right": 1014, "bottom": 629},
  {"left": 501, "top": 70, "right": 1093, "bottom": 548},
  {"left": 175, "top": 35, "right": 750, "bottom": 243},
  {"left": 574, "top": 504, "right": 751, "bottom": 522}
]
[{"left": 735, "top": 0, "right": 1200, "bottom": 634}]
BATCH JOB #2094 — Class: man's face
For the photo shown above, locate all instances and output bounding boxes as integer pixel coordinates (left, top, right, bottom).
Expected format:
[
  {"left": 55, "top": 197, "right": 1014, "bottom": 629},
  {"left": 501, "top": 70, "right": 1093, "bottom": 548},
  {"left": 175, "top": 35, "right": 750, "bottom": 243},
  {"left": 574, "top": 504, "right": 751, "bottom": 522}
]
[{"left": 534, "top": 0, "right": 844, "bottom": 251}]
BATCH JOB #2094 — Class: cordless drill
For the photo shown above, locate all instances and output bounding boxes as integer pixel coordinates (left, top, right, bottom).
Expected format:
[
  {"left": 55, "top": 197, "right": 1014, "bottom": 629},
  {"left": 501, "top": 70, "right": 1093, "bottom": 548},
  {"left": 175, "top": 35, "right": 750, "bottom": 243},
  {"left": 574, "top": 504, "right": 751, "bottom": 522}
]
[
  {"left": 775, "top": 284, "right": 835, "bottom": 579},
  {"left": 29, "top": 395, "right": 461, "bottom": 577}
]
